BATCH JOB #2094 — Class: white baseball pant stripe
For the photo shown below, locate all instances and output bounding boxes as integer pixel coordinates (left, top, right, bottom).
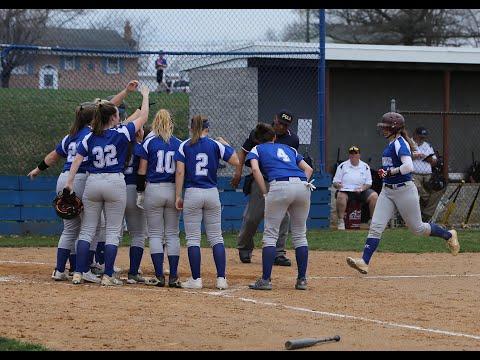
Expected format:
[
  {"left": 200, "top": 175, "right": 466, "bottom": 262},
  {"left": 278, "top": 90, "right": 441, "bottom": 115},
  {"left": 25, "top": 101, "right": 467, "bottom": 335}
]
[
  {"left": 183, "top": 187, "right": 224, "bottom": 248},
  {"left": 125, "top": 184, "right": 148, "bottom": 248},
  {"left": 368, "top": 181, "right": 430, "bottom": 239},
  {"left": 56, "top": 171, "right": 87, "bottom": 253},
  {"left": 77, "top": 173, "right": 127, "bottom": 246},
  {"left": 144, "top": 182, "right": 180, "bottom": 255},
  {"left": 263, "top": 178, "right": 310, "bottom": 249}
]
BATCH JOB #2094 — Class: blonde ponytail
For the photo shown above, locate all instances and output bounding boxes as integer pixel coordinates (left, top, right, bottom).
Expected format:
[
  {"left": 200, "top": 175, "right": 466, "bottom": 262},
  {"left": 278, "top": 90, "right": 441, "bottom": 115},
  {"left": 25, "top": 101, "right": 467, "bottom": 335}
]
[{"left": 152, "top": 109, "right": 173, "bottom": 143}]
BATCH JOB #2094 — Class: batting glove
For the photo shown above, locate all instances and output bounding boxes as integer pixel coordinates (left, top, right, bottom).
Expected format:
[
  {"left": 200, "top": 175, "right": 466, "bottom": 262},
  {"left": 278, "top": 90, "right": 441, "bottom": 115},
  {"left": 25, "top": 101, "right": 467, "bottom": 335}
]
[
  {"left": 377, "top": 169, "right": 392, "bottom": 178},
  {"left": 305, "top": 179, "right": 317, "bottom": 191},
  {"left": 136, "top": 192, "right": 145, "bottom": 209}
]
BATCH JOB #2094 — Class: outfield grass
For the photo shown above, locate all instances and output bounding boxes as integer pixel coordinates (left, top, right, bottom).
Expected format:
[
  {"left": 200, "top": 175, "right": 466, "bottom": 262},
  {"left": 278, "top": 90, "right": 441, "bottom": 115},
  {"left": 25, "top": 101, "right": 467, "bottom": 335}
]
[
  {"left": 0, "top": 337, "right": 49, "bottom": 351},
  {"left": 1, "top": 228, "right": 479, "bottom": 253},
  {"left": 0, "top": 88, "right": 189, "bottom": 175}
]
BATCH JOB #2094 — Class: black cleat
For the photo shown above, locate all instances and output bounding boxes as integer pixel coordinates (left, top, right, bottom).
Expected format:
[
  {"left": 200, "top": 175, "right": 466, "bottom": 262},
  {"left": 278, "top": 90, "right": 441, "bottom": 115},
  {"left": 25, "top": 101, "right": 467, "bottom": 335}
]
[{"left": 274, "top": 255, "right": 292, "bottom": 267}]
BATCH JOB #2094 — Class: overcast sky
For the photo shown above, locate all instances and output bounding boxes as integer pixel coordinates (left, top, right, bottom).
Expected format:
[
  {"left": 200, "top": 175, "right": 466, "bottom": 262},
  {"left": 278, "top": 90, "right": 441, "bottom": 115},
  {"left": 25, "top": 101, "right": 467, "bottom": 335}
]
[{"left": 70, "top": 9, "right": 300, "bottom": 50}]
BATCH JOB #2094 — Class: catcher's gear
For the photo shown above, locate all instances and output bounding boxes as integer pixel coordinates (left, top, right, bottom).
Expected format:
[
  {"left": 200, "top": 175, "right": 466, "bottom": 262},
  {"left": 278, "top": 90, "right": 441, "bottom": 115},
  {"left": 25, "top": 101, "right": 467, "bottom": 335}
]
[
  {"left": 377, "top": 112, "right": 405, "bottom": 137},
  {"left": 53, "top": 188, "right": 83, "bottom": 219}
]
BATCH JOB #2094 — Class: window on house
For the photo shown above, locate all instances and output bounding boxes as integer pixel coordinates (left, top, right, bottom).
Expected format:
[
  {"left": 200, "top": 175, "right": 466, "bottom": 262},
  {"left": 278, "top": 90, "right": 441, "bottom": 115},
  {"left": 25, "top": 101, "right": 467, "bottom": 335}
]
[
  {"left": 12, "top": 64, "right": 29, "bottom": 75},
  {"left": 64, "top": 56, "right": 75, "bottom": 70},
  {"left": 106, "top": 58, "right": 120, "bottom": 74}
]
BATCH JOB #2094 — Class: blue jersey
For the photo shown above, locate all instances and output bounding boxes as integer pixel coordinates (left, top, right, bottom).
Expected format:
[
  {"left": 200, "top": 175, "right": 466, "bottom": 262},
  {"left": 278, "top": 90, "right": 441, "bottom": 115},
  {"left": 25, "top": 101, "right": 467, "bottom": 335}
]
[
  {"left": 174, "top": 137, "right": 234, "bottom": 189},
  {"left": 124, "top": 144, "right": 142, "bottom": 185},
  {"left": 77, "top": 122, "right": 136, "bottom": 174},
  {"left": 245, "top": 143, "right": 306, "bottom": 182},
  {"left": 55, "top": 126, "right": 91, "bottom": 173},
  {"left": 137, "top": 133, "right": 182, "bottom": 183},
  {"left": 381, "top": 136, "right": 412, "bottom": 184}
]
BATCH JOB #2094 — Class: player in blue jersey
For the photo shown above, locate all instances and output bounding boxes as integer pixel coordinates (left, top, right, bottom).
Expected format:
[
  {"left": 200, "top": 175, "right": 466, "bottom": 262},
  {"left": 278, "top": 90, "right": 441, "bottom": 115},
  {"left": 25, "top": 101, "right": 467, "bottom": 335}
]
[
  {"left": 174, "top": 115, "right": 239, "bottom": 290},
  {"left": 65, "top": 85, "right": 151, "bottom": 286},
  {"left": 28, "top": 102, "right": 96, "bottom": 281},
  {"left": 136, "top": 109, "right": 182, "bottom": 288},
  {"left": 346, "top": 112, "right": 459, "bottom": 274},
  {"left": 244, "top": 123, "right": 314, "bottom": 290}
]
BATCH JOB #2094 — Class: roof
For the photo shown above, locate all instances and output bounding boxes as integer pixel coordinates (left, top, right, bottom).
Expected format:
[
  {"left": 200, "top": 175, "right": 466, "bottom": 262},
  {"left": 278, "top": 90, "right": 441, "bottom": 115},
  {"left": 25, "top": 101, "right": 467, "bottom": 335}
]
[
  {"left": 34, "top": 27, "right": 135, "bottom": 51},
  {"left": 178, "top": 41, "right": 480, "bottom": 71}
]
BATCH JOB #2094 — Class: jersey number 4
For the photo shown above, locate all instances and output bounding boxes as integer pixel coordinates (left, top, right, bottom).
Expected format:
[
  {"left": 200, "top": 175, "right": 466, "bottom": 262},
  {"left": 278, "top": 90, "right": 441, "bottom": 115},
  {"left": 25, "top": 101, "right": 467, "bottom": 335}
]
[
  {"left": 156, "top": 150, "right": 175, "bottom": 174},
  {"left": 277, "top": 148, "right": 291, "bottom": 162},
  {"left": 92, "top": 145, "right": 118, "bottom": 168}
]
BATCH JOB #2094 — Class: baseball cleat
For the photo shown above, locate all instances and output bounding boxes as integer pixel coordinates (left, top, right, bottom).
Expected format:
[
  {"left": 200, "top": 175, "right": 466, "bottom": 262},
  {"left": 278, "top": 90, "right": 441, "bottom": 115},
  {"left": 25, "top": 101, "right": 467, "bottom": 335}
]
[
  {"left": 447, "top": 229, "right": 460, "bottom": 256},
  {"left": 82, "top": 270, "right": 101, "bottom": 283},
  {"left": 346, "top": 257, "right": 369, "bottom": 274},
  {"left": 337, "top": 219, "right": 346, "bottom": 230},
  {"left": 51, "top": 269, "right": 69, "bottom": 281},
  {"left": 145, "top": 275, "right": 165, "bottom": 287},
  {"left": 101, "top": 274, "right": 124, "bottom": 286},
  {"left": 168, "top": 275, "right": 182, "bottom": 288},
  {"left": 248, "top": 277, "right": 272, "bottom": 290},
  {"left": 295, "top": 277, "right": 308, "bottom": 290},
  {"left": 216, "top": 277, "right": 228, "bottom": 290},
  {"left": 180, "top": 277, "right": 203, "bottom": 289},
  {"left": 273, "top": 255, "right": 292, "bottom": 267},
  {"left": 126, "top": 273, "right": 146, "bottom": 284},
  {"left": 72, "top": 272, "right": 83, "bottom": 285}
]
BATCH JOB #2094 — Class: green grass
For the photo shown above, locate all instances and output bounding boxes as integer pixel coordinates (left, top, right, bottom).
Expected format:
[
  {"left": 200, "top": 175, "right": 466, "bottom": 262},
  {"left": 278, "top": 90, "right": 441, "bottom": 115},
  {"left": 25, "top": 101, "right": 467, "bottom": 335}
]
[
  {"left": 1, "top": 228, "right": 479, "bottom": 253},
  {"left": 0, "top": 337, "right": 49, "bottom": 351},
  {"left": 0, "top": 88, "right": 189, "bottom": 175}
]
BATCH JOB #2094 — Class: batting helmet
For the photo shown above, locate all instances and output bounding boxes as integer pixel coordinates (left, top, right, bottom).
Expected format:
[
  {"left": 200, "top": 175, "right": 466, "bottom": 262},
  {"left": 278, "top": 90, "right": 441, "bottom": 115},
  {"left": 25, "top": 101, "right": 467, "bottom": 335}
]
[
  {"left": 53, "top": 188, "right": 83, "bottom": 220},
  {"left": 377, "top": 112, "right": 405, "bottom": 135}
]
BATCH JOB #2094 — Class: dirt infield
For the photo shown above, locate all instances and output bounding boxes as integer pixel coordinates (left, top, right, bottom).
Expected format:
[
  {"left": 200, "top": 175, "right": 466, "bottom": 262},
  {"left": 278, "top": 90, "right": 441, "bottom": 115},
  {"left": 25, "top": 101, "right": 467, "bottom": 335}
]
[{"left": 1, "top": 247, "right": 480, "bottom": 351}]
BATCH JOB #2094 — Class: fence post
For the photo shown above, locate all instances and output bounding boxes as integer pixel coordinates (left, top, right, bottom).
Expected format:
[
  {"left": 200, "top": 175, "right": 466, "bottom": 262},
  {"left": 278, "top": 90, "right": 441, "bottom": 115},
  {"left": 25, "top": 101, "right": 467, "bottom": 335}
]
[
  {"left": 318, "top": 9, "right": 326, "bottom": 174},
  {"left": 390, "top": 98, "right": 396, "bottom": 112},
  {"left": 443, "top": 71, "right": 450, "bottom": 182}
]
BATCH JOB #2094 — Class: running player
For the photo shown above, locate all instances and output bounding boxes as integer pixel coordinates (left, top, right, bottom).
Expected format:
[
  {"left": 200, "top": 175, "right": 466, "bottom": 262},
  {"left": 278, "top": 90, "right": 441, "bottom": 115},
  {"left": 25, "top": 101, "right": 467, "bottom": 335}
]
[
  {"left": 65, "top": 85, "right": 150, "bottom": 286},
  {"left": 245, "top": 123, "right": 314, "bottom": 290},
  {"left": 346, "top": 112, "right": 459, "bottom": 274},
  {"left": 136, "top": 109, "right": 182, "bottom": 288},
  {"left": 174, "top": 115, "right": 239, "bottom": 290}
]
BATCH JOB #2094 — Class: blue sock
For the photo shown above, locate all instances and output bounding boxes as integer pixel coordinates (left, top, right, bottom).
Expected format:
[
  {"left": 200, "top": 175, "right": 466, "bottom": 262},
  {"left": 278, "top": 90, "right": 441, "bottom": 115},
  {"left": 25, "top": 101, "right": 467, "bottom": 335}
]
[
  {"left": 212, "top": 243, "right": 226, "bottom": 278},
  {"left": 187, "top": 246, "right": 201, "bottom": 280},
  {"left": 362, "top": 237, "right": 380, "bottom": 265},
  {"left": 129, "top": 246, "right": 144, "bottom": 276},
  {"left": 68, "top": 254, "right": 76, "bottom": 272},
  {"left": 95, "top": 241, "right": 105, "bottom": 265},
  {"left": 75, "top": 240, "right": 91, "bottom": 273},
  {"left": 295, "top": 246, "right": 308, "bottom": 279},
  {"left": 151, "top": 253, "right": 164, "bottom": 278},
  {"left": 104, "top": 244, "right": 118, "bottom": 277},
  {"left": 88, "top": 250, "right": 95, "bottom": 267},
  {"left": 56, "top": 248, "right": 70, "bottom": 273},
  {"left": 262, "top": 246, "right": 276, "bottom": 281},
  {"left": 430, "top": 223, "right": 452, "bottom": 240},
  {"left": 168, "top": 255, "right": 179, "bottom": 277}
]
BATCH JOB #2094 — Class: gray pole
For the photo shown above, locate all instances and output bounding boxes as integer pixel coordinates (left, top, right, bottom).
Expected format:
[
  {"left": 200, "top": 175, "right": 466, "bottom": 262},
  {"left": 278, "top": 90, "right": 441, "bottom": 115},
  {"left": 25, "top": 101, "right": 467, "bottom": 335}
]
[
  {"left": 318, "top": 9, "right": 326, "bottom": 173},
  {"left": 390, "top": 98, "right": 396, "bottom": 112}
]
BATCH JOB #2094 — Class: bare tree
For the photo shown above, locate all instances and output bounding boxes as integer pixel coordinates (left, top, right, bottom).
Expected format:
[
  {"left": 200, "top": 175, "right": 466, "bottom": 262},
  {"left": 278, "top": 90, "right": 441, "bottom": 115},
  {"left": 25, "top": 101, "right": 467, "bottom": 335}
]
[{"left": 0, "top": 9, "right": 86, "bottom": 88}]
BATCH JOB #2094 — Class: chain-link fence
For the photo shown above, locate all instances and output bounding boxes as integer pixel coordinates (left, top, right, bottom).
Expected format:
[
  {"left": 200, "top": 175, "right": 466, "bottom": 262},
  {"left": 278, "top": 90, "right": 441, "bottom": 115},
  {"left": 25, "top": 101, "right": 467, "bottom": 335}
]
[{"left": 0, "top": 9, "right": 325, "bottom": 176}]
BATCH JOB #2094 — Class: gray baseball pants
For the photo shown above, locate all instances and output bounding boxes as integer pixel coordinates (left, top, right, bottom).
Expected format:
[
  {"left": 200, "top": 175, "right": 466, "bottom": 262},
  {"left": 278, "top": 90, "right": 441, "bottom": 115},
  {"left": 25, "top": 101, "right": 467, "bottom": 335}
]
[
  {"left": 183, "top": 187, "right": 224, "bottom": 248},
  {"left": 144, "top": 182, "right": 181, "bottom": 255},
  {"left": 77, "top": 173, "right": 127, "bottom": 246},
  {"left": 368, "top": 181, "right": 431, "bottom": 239},
  {"left": 125, "top": 184, "right": 148, "bottom": 248},
  {"left": 263, "top": 178, "right": 310, "bottom": 249},
  {"left": 237, "top": 178, "right": 289, "bottom": 256}
]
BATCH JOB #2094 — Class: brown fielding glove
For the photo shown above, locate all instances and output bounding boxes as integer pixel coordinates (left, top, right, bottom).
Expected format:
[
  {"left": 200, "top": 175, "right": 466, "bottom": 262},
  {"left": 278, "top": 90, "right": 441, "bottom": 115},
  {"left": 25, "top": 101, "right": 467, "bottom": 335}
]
[{"left": 53, "top": 188, "right": 83, "bottom": 219}]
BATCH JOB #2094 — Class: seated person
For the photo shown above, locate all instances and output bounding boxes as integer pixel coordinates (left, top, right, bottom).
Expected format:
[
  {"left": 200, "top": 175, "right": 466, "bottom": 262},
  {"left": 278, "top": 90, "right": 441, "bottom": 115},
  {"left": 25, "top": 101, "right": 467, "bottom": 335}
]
[{"left": 332, "top": 145, "right": 378, "bottom": 230}]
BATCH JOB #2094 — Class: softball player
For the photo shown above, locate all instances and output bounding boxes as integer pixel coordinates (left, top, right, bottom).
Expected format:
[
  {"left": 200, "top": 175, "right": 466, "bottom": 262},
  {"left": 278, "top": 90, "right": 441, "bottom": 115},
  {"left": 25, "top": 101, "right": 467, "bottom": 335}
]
[
  {"left": 28, "top": 102, "right": 96, "bottom": 281},
  {"left": 245, "top": 123, "right": 314, "bottom": 290},
  {"left": 65, "top": 85, "right": 150, "bottom": 286},
  {"left": 346, "top": 112, "right": 459, "bottom": 274},
  {"left": 136, "top": 109, "right": 182, "bottom": 288},
  {"left": 174, "top": 115, "right": 239, "bottom": 289}
]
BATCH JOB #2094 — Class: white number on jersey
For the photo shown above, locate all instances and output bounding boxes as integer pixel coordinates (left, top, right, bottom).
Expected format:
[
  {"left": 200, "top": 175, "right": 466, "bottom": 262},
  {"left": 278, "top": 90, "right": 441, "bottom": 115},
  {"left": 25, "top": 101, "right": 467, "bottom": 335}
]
[
  {"left": 92, "top": 145, "right": 118, "bottom": 168},
  {"left": 195, "top": 153, "right": 208, "bottom": 176},
  {"left": 155, "top": 150, "right": 176, "bottom": 174},
  {"left": 276, "top": 148, "right": 291, "bottom": 162},
  {"left": 67, "top": 142, "right": 77, "bottom": 162}
]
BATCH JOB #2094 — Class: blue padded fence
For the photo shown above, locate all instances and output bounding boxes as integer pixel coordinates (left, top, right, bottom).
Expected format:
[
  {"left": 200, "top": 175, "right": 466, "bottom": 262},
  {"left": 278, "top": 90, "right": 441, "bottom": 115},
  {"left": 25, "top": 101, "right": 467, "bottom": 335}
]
[{"left": 0, "top": 173, "right": 331, "bottom": 235}]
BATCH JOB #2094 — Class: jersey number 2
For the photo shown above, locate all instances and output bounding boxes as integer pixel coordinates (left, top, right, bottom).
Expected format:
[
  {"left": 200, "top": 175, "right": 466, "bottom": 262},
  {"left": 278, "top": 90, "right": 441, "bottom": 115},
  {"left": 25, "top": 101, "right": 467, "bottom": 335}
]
[
  {"left": 195, "top": 153, "right": 208, "bottom": 176},
  {"left": 277, "top": 148, "right": 291, "bottom": 162}
]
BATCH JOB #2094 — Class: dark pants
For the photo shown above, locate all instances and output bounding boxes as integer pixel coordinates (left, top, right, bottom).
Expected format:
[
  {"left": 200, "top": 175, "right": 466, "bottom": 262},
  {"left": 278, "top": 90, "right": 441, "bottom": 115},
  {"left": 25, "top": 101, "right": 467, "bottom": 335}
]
[{"left": 156, "top": 70, "right": 164, "bottom": 84}]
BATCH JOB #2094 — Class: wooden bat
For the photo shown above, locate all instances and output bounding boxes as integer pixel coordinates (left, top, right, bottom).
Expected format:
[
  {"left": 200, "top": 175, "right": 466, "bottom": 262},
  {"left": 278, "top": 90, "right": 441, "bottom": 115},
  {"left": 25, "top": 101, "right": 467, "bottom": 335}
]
[
  {"left": 285, "top": 335, "right": 341, "bottom": 350},
  {"left": 441, "top": 180, "right": 465, "bottom": 226},
  {"left": 462, "top": 184, "right": 480, "bottom": 228}
]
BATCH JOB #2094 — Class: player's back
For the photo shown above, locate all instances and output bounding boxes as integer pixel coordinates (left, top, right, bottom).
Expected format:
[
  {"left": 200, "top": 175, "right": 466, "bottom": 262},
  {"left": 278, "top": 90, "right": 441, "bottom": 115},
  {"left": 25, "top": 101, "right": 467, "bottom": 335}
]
[{"left": 140, "top": 134, "right": 182, "bottom": 183}]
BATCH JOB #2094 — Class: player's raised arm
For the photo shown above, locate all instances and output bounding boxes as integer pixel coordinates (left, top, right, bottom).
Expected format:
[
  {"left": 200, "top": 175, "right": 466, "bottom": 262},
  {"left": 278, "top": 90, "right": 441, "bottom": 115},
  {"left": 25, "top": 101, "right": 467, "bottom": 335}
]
[
  {"left": 27, "top": 150, "right": 63, "bottom": 179},
  {"left": 131, "top": 86, "right": 150, "bottom": 133},
  {"left": 109, "top": 80, "right": 139, "bottom": 107}
]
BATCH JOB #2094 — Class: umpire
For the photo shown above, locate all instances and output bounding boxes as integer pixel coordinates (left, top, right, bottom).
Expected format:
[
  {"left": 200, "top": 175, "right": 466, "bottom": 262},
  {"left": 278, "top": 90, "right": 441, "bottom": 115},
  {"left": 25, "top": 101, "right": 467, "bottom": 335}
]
[{"left": 230, "top": 110, "right": 300, "bottom": 266}]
